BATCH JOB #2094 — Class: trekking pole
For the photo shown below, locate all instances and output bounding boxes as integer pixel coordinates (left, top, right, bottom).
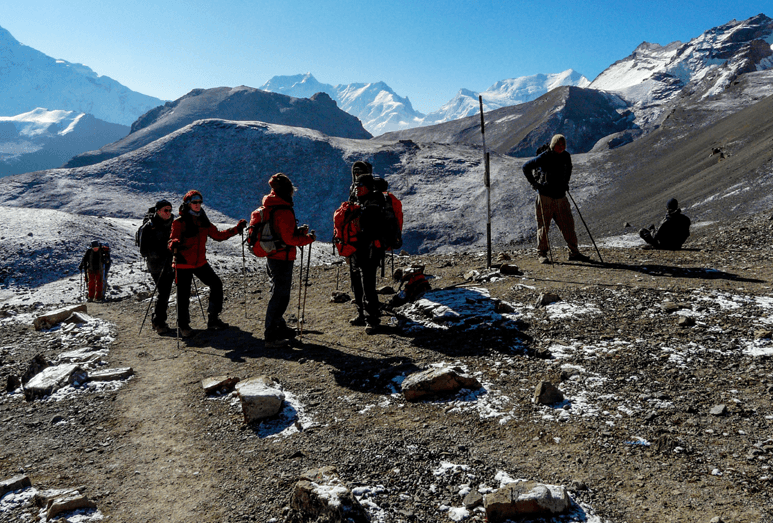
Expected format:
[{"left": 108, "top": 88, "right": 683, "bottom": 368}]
[
  {"left": 240, "top": 230, "right": 248, "bottom": 319},
  {"left": 479, "top": 95, "right": 492, "bottom": 269},
  {"left": 537, "top": 196, "right": 554, "bottom": 264},
  {"left": 566, "top": 190, "right": 603, "bottom": 263},
  {"left": 174, "top": 256, "right": 180, "bottom": 350},
  {"left": 296, "top": 245, "right": 304, "bottom": 331},
  {"left": 139, "top": 276, "right": 159, "bottom": 334},
  {"left": 299, "top": 242, "right": 312, "bottom": 340},
  {"left": 192, "top": 277, "right": 207, "bottom": 322}
]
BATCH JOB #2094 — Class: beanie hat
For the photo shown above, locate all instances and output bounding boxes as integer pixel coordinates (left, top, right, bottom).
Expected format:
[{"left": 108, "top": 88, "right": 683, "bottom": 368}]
[
  {"left": 269, "top": 173, "right": 294, "bottom": 200},
  {"left": 352, "top": 161, "right": 373, "bottom": 177},
  {"left": 155, "top": 199, "right": 172, "bottom": 211},
  {"left": 550, "top": 134, "right": 566, "bottom": 151},
  {"left": 183, "top": 190, "right": 203, "bottom": 203},
  {"left": 373, "top": 176, "right": 388, "bottom": 192},
  {"left": 666, "top": 198, "right": 679, "bottom": 211},
  {"left": 355, "top": 173, "right": 375, "bottom": 189},
  {"left": 91, "top": 240, "right": 100, "bottom": 248}
]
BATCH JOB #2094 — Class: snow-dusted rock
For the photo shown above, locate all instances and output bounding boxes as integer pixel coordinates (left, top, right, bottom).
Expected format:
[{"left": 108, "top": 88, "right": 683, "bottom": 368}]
[
  {"left": 401, "top": 367, "right": 482, "bottom": 402},
  {"left": 33, "top": 304, "right": 87, "bottom": 330},
  {"left": 88, "top": 367, "right": 134, "bottom": 382},
  {"left": 24, "top": 364, "right": 88, "bottom": 400},
  {"left": 285, "top": 466, "right": 369, "bottom": 523},
  {"left": 34, "top": 487, "right": 96, "bottom": 519},
  {"left": 57, "top": 347, "right": 108, "bottom": 366},
  {"left": 235, "top": 377, "right": 285, "bottom": 423},
  {"left": 0, "top": 474, "right": 31, "bottom": 496},
  {"left": 202, "top": 375, "right": 240, "bottom": 395},
  {"left": 536, "top": 293, "right": 561, "bottom": 307},
  {"left": 484, "top": 480, "right": 571, "bottom": 522},
  {"left": 534, "top": 381, "right": 564, "bottom": 405}
]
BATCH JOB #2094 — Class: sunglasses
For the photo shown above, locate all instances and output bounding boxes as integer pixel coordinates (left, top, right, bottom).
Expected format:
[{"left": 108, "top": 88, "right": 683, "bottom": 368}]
[
  {"left": 158, "top": 207, "right": 172, "bottom": 213},
  {"left": 189, "top": 199, "right": 203, "bottom": 205}
]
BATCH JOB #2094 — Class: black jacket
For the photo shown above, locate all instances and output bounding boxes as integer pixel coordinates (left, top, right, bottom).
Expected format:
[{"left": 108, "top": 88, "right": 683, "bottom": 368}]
[
  {"left": 655, "top": 210, "right": 691, "bottom": 250},
  {"left": 140, "top": 214, "right": 173, "bottom": 273},
  {"left": 79, "top": 248, "right": 110, "bottom": 273},
  {"left": 522, "top": 150, "right": 573, "bottom": 199}
]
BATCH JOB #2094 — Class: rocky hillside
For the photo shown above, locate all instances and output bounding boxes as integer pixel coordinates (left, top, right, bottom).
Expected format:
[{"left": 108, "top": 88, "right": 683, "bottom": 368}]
[{"left": 64, "top": 87, "right": 371, "bottom": 168}]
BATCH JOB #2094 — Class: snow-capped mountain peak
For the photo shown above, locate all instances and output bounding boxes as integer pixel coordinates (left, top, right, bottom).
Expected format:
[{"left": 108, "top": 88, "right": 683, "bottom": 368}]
[{"left": 0, "top": 108, "right": 85, "bottom": 138}]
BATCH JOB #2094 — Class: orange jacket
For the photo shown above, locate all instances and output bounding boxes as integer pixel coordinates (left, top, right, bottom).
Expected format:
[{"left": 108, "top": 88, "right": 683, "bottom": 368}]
[
  {"left": 169, "top": 214, "right": 239, "bottom": 269},
  {"left": 251, "top": 192, "right": 314, "bottom": 261}
]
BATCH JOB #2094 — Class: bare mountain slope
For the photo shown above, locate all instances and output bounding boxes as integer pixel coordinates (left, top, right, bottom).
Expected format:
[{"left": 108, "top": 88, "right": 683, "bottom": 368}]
[
  {"left": 64, "top": 87, "right": 372, "bottom": 168},
  {"left": 376, "top": 86, "right": 634, "bottom": 157}
]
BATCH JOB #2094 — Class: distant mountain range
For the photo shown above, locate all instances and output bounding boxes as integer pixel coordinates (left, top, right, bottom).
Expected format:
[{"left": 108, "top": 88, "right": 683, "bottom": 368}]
[
  {"left": 259, "top": 70, "right": 590, "bottom": 135},
  {"left": 0, "top": 26, "right": 163, "bottom": 126}
]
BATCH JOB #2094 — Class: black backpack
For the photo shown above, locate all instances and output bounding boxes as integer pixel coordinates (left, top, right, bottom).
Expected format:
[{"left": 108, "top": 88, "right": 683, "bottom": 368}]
[{"left": 135, "top": 206, "right": 156, "bottom": 256}]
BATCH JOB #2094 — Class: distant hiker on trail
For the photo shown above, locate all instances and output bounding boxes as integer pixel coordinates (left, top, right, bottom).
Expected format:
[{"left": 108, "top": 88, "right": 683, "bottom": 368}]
[
  {"left": 346, "top": 161, "right": 390, "bottom": 334},
  {"left": 138, "top": 199, "right": 175, "bottom": 334},
  {"left": 522, "top": 134, "right": 590, "bottom": 264},
  {"left": 101, "top": 242, "right": 112, "bottom": 298},
  {"left": 639, "top": 198, "right": 691, "bottom": 250},
  {"left": 250, "top": 173, "right": 316, "bottom": 349},
  {"left": 168, "top": 190, "right": 247, "bottom": 338},
  {"left": 78, "top": 240, "right": 109, "bottom": 302}
]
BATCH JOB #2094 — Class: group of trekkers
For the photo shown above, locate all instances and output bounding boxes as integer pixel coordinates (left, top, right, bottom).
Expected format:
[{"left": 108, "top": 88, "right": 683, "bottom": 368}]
[{"left": 85, "top": 133, "right": 690, "bottom": 345}]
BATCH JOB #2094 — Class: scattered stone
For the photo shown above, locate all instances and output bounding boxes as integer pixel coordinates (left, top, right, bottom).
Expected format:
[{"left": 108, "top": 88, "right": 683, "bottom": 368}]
[
  {"left": 494, "top": 300, "right": 516, "bottom": 313},
  {"left": 536, "top": 293, "right": 561, "bottom": 307},
  {"left": 377, "top": 285, "right": 396, "bottom": 294},
  {"left": 662, "top": 301, "right": 680, "bottom": 313},
  {"left": 50, "top": 415, "right": 65, "bottom": 425},
  {"left": 235, "top": 376, "right": 285, "bottom": 423},
  {"left": 463, "top": 489, "right": 484, "bottom": 509},
  {"left": 754, "top": 329, "right": 772, "bottom": 339},
  {"left": 624, "top": 222, "right": 631, "bottom": 228},
  {"left": 401, "top": 366, "right": 482, "bottom": 402},
  {"left": 24, "top": 364, "right": 89, "bottom": 401},
  {"left": 57, "top": 347, "right": 107, "bottom": 365},
  {"left": 0, "top": 474, "right": 31, "bottom": 497},
  {"left": 33, "top": 304, "right": 88, "bottom": 330},
  {"left": 21, "top": 354, "right": 50, "bottom": 384},
  {"left": 330, "top": 291, "right": 351, "bottom": 303},
  {"left": 201, "top": 375, "right": 240, "bottom": 395},
  {"left": 534, "top": 381, "right": 564, "bottom": 405},
  {"left": 498, "top": 264, "right": 523, "bottom": 276},
  {"left": 61, "top": 311, "right": 94, "bottom": 325},
  {"left": 6, "top": 374, "right": 21, "bottom": 393},
  {"left": 709, "top": 517, "right": 725, "bottom": 523},
  {"left": 678, "top": 316, "right": 696, "bottom": 327},
  {"left": 496, "top": 252, "right": 512, "bottom": 262},
  {"left": 285, "top": 466, "right": 369, "bottom": 523},
  {"left": 484, "top": 480, "right": 571, "bottom": 522},
  {"left": 34, "top": 488, "right": 97, "bottom": 520},
  {"left": 88, "top": 367, "right": 134, "bottom": 382},
  {"left": 710, "top": 404, "right": 728, "bottom": 416}
]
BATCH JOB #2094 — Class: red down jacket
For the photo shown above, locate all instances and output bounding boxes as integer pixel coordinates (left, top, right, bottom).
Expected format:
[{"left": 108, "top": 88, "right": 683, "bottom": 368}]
[{"left": 169, "top": 214, "right": 239, "bottom": 269}]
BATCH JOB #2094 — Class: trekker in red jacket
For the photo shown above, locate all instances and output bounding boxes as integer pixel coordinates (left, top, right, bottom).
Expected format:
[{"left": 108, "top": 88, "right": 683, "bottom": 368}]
[
  {"left": 251, "top": 173, "right": 315, "bottom": 348},
  {"left": 168, "top": 190, "right": 246, "bottom": 337}
]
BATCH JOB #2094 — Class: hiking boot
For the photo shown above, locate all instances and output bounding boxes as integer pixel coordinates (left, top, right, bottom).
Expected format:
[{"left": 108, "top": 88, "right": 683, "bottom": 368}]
[
  {"left": 538, "top": 256, "right": 550, "bottom": 265},
  {"left": 179, "top": 325, "right": 195, "bottom": 338},
  {"left": 568, "top": 252, "right": 591, "bottom": 262},
  {"left": 265, "top": 338, "right": 290, "bottom": 349},
  {"left": 278, "top": 326, "right": 297, "bottom": 339},
  {"left": 349, "top": 314, "right": 367, "bottom": 326},
  {"left": 153, "top": 321, "right": 170, "bottom": 335},
  {"left": 208, "top": 317, "right": 229, "bottom": 331}
]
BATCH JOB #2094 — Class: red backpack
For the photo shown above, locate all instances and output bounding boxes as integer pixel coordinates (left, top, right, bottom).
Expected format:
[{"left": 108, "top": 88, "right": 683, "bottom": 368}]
[{"left": 332, "top": 201, "right": 361, "bottom": 257}]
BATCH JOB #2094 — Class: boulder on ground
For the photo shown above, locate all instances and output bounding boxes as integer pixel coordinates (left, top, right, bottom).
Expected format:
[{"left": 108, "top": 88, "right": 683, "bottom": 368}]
[
  {"left": 21, "top": 354, "right": 49, "bottom": 384},
  {"left": 0, "top": 474, "right": 31, "bottom": 497},
  {"left": 498, "top": 263, "right": 523, "bottom": 275},
  {"left": 285, "top": 466, "right": 369, "bottom": 523},
  {"left": 536, "top": 293, "right": 561, "bottom": 307},
  {"left": 534, "top": 381, "right": 564, "bottom": 405},
  {"left": 61, "top": 311, "right": 94, "bottom": 325},
  {"left": 57, "top": 347, "right": 107, "bottom": 365},
  {"left": 88, "top": 367, "right": 134, "bottom": 382},
  {"left": 484, "top": 480, "right": 571, "bottom": 522},
  {"left": 202, "top": 375, "right": 240, "bottom": 395},
  {"left": 34, "top": 488, "right": 97, "bottom": 519},
  {"left": 401, "top": 367, "right": 482, "bottom": 402},
  {"left": 330, "top": 291, "right": 351, "bottom": 303},
  {"left": 236, "top": 376, "right": 285, "bottom": 423},
  {"left": 33, "top": 304, "right": 87, "bottom": 330},
  {"left": 24, "top": 364, "right": 89, "bottom": 401}
]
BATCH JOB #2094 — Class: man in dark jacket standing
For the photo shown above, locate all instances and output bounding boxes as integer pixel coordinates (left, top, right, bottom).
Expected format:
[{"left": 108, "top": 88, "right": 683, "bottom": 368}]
[
  {"left": 639, "top": 198, "right": 691, "bottom": 250},
  {"left": 79, "top": 240, "right": 110, "bottom": 301},
  {"left": 348, "top": 163, "right": 388, "bottom": 334},
  {"left": 139, "top": 199, "right": 175, "bottom": 334},
  {"left": 522, "top": 134, "right": 589, "bottom": 264}
]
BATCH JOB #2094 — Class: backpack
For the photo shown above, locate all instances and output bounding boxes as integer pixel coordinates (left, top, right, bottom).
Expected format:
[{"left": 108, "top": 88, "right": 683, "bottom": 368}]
[
  {"left": 332, "top": 201, "right": 361, "bottom": 257},
  {"left": 382, "top": 192, "right": 403, "bottom": 251},
  {"left": 135, "top": 206, "right": 156, "bottom": 256},
  {"left": 247, "top": 205, "right": 290, "bottom": 257}
]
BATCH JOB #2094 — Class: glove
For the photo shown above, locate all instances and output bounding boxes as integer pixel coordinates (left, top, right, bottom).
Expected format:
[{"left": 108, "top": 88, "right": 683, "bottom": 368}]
[
  {"left": 308, "top": 230, "right": 317, "bottom": 242},
  {"left": 236, "top": 219, "right": 247, "bottom": 232}
]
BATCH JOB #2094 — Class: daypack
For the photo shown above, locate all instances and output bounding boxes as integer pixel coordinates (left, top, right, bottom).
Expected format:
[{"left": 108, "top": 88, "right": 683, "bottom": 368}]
[
  {"left": 247, "top": 205, "right": 290, "bottom": 257},
  {"left": 135, "top": 206, "right": 156, "bottom": 256},
  {"left": 332, "top": 201, "right": 361, "bottom": 257},
  {"left": 382, "top": 192, "right": 403, "bottom": 251}
]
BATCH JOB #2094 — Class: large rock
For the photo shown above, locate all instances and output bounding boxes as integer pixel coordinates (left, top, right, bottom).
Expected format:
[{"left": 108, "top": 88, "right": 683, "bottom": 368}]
[
  {"left": 88, "top": 367, "right": 134, "bottom": 382},
  {"left": 24, "top": 364, "right": 89, "bottom": 401},
  {"left": 534, "top": 381, "right": 564, "bottom": 405},
  {"left": 235, "top": 376, "right": 285, "bottom": 423},
  {"left": 33, "top": 304, "right": 88, "bottom": 330},
  {"left": 0, "top": 475, "right": 31, "bottom": 496},
  {"left": 401, "top": 367, "right": 482, "bottom": 402},
  {"left": 57, "top": 347, "right": 108, "bottom": 365},
  {"left": 202, "top": 375, "right": 240, "bottom": 395},
  {"left": 484, "top": 480, "right": 571, "bottom": 522},
  {"left": 285, "top": 466, "right": 369, "bottom": 523},
  {"left": 34, "top": 488, "right": 97, "bottom": 519}
]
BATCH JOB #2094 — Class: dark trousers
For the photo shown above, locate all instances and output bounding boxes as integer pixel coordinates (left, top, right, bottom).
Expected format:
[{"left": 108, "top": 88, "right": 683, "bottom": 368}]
[
  {"left": 150, "top": 263, "right": 174, "bottom": 325},
  {"left": 350, "top": 246, "right": 383, "bottom": 325},
  {"left": 265, "top": 258, "right": 294, "bottom": 339},
  {"left": 175, "top": 263, "right": 223, "bottom": 327}
]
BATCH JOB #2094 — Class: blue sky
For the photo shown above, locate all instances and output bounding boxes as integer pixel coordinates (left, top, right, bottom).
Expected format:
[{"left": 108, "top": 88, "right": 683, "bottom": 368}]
[{"left": 2, "top": 1, "right": 770, "bottom": 114}]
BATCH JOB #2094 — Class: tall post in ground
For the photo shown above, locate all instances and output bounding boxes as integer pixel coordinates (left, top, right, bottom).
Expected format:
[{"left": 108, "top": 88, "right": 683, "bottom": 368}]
[{"left": 479, "top": 95, "right": 492, "bottom": 269}]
